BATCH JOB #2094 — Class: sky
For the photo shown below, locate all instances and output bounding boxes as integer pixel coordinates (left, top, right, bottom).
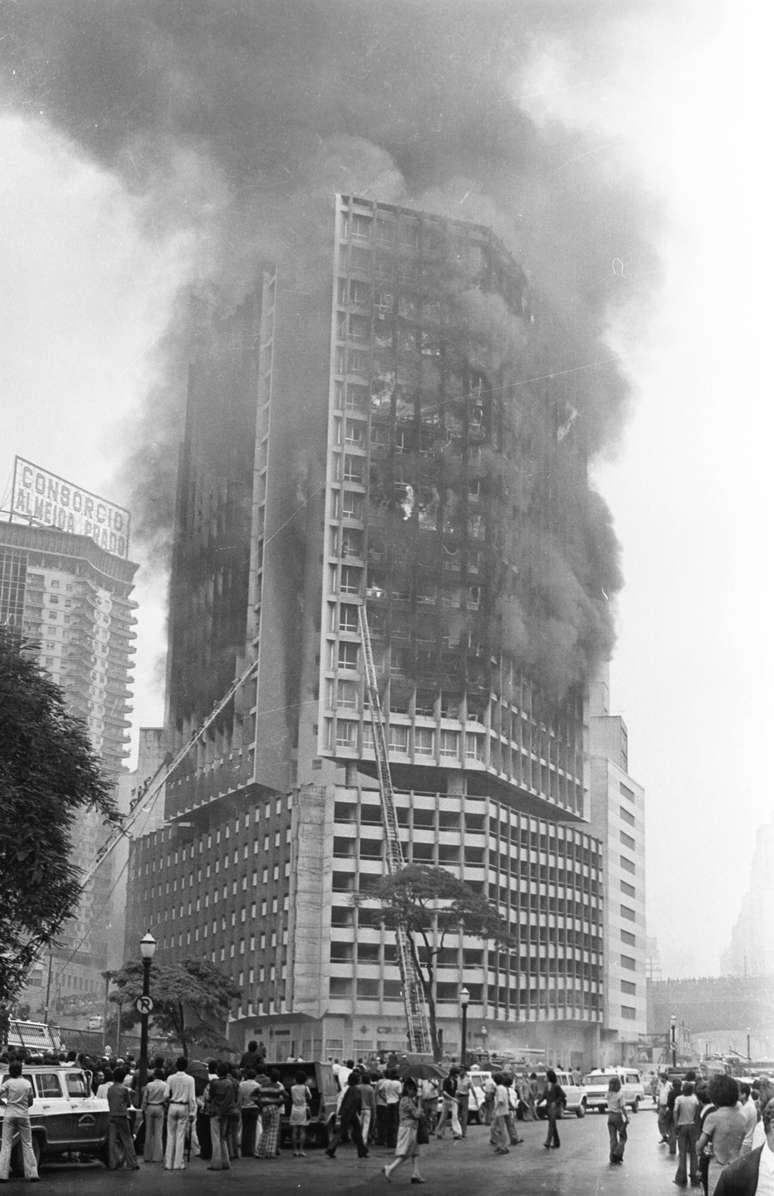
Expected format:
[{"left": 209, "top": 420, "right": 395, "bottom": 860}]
[{"left": 0, "top": 0, "right": 770, "bottom": 980}]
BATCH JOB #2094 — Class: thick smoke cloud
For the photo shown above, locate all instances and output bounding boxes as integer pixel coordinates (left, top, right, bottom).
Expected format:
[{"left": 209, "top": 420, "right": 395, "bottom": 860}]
[{"left": 1, "top": 0, "right": 662, "bottom": 691}]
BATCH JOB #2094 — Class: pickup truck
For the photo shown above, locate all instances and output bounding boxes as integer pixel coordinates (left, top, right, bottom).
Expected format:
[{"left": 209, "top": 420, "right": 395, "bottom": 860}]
[{"left": 0, "top": 1065, "right": 109, "bottom": 1171}]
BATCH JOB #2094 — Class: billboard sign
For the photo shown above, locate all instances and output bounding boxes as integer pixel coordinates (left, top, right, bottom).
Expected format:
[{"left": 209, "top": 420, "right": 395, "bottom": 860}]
[{"left": 11, "top": 457, "right": 131, "bottom": 560}]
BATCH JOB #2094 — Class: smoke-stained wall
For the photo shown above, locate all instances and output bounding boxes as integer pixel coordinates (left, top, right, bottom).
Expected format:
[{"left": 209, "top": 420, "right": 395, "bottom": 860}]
[
  {"left": 167, "top": 292, "right": 260, "bottom": 728},
  {"left": 252, "top": 278, "right": 332, "bottom": 793},
  {"left": 163, "top": 292, "right": 262, "bottom": 816}
]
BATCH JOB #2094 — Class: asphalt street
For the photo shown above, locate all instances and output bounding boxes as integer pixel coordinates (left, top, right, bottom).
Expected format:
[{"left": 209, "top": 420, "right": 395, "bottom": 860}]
[{"left": 15, "top": 1103, "right": 686, "bottom": 1196}]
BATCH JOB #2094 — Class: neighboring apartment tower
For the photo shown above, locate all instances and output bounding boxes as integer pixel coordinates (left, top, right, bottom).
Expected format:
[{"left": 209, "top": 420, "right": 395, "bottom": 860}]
[
  {"left": 113, "top": 728, "right": 167, "bottom": 972},
  {"left": 0, "top": 470, "right": 137, "bottom": 1017},
  {"left": 126, "top": 197, "right": 610, "bottom": 1065},
  {"left": 588, "top": 669, "right": 647, "bottom": 1063}
]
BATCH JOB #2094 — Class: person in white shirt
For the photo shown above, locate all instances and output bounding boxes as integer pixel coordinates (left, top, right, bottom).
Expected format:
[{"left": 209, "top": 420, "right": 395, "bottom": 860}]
[
  {"left": 740, "top": 1085, "right": 759, "bottom": 1155},
  {"left": 750, "top": 1083, "right": 774, "bottom": 1154},
  {"left": 377, "top": 1071, "right": 402, "bottom": 1148},
  {"left": 0, "top": 1062, "right": 39, "bottom": 1182},
  {"left": 164, "top": 1057, "right": 197, "bottom": 1171},
  {"left": 142, "top": 1067, "right": 171, "bottom": 1163},
  {"left": 336, "top": 1060, "right": 353, "bottom": 1091}
]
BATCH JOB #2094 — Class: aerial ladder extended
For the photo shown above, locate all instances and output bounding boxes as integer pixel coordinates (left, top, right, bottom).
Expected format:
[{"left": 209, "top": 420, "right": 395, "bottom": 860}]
[
  {"left": 79, "top": 654, "right": 260, "bottom": 893},
  {"left": 358, "top": 601, "right": 433, "bottom": 1055},
  {"left": 6, "top": 655, "right": 260, "bottom": 1012},
  {"left": 17, "top": 654, "right": 260, "bottom": 983}
]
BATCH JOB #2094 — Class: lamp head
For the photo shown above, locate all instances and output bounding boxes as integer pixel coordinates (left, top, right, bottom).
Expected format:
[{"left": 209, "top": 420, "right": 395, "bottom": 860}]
[
  {"left": 460, "top": 986, "right": 470, "bottom": 1007},
  {"left": 140, "top": 931, "right": 156, "bottom": 960}
]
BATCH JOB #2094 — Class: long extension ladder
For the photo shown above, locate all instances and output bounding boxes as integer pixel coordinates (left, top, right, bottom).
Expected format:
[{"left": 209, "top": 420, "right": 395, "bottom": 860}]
[{"left": 358, "top": 603, "right": 432, "bottom": 1054}]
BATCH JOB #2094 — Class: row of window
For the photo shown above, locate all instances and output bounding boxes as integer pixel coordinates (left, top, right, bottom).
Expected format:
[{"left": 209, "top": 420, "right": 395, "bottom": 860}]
[
  {"left": 328, "top": 976, "right": 602, "bottom": 1010},
  {"left": 330, "top": 791, "right": 599, "bottom": 861},
  {"left": 131, "top": 800, "right": 292, "bottom": 877},
  {"left": 330, "top": 937, "right": 602, "bottom": 966}
]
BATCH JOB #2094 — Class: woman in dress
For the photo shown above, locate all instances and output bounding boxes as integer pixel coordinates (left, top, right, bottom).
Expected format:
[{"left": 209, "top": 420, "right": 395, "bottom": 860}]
[
  {"left": 383, "top": 1077, "right": 425, "bottom": 1184},
  {"left": 289, "top": 1070, "right": 312, "bottom": 1157},
  {"left": 606, "top": 1075, "right": 628, "bottom": 1164}
]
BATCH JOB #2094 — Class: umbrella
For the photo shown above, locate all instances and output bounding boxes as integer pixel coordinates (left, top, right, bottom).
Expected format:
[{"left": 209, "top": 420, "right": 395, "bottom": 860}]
[{"left": 398, "top": 1060, "right": 447, "bottom": 1081}]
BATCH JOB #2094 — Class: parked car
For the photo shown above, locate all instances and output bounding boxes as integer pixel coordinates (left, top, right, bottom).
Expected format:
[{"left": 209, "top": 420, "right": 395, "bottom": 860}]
[
  {"left": 535, "top": 1069, "right": 588, "bottom": 1119},
  {"left": 582, "top": 1067, "right": 645, "bottom": 1113},
  {"left": 265, "top": 1061, "right": 339, "bottom": 1148},
  {"left": 0, "top": 1065, "right": 109, "bottom": 1172}
]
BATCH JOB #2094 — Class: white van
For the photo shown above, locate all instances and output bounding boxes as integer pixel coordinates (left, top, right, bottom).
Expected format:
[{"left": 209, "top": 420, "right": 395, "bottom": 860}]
[
  {"left": 582, "top": 1067, "right": 645, "bottom": 1113},
  {"left": 535, "top": 1069, "right": 588, "bottom": 1118}
]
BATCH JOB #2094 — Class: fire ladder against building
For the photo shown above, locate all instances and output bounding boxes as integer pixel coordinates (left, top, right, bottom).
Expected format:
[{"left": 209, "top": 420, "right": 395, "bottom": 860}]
[
  {"left": 77, "top": 657, "right": 262, "bottom": 896},
  {"left": 37, "top": 614, "right": 433, "bottom": 1053},
  {"left": 14, "top": 656, "right": 264, "bottom": 1005},
  {"left": 358, "top": 601, "right": 433, "bottom": 1055}
]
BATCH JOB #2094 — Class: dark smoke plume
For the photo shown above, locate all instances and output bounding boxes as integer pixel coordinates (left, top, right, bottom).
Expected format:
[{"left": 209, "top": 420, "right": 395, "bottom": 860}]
[{"left": 1, "top": 0, "right": 662, "bottom": 689}]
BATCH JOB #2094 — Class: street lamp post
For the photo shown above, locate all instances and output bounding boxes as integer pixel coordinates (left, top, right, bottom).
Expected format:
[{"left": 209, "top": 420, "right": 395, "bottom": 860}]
[
  {"left": 747, "top": 1028, "right": 751, "bottom": 1060},
  {"left": 670, "top": 1014, "right": 677, "bottom": 1068},
  {"left": 459, "top": 986, "right": 470, "bottom": 1067},
  {"left": 138, "top": 931, "right": 156, "bottom": 1095}
]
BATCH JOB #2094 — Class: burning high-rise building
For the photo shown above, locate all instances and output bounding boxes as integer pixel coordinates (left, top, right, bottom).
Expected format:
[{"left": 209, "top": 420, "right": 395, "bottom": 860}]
[{"left": 126, "top": 197, "right": 613, "bottom": 1064}]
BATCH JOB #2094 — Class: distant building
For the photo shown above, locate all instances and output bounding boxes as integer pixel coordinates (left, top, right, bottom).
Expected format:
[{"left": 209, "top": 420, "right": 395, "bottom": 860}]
[
  {"left": 588, "top": 668, "right": 648, "bottom": 1064},
  {"left": 126, "top": 196, "right": 612, "bottom": 1066},
  {"left": 648, "top": 975, "right": 774, "bottom": 1063},
  {"left": 0, "top": 480, "right": 137, "bottom": 1018},
  {"left": 113, "top": 728, "right": 167, "bottom": 971},
  {"left": 722, "top": 819, "right": 774, "bottom": 978}
]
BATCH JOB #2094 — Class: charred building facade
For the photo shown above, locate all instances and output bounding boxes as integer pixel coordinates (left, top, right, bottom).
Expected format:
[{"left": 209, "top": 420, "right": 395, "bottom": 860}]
[{"left": 126, "top": 197, "right": 613, "bottom": 1065}]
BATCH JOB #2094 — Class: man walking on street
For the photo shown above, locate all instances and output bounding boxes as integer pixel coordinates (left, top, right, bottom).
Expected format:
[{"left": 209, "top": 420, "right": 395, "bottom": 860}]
[
  {"left": 326, "top": 1072, "right": 368, "bottom": 1160},
  {"left": 673, "top": 1080, "right": 700, "bottom": 1187},
  {"left": 437, "top": 1068, "right": 462, "bottom": 1139},
  {"left": 658, "top": 1073, "right": 673, "bottom": 1145},
  {"left": 456, "top": 1067, "right": 471, "bottom": 1138}
]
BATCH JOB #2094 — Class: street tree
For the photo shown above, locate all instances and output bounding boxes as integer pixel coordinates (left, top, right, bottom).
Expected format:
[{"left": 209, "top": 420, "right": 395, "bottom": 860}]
[
  {"left": 359, "top": 863, "right": 516, "bottom": 1060},
  {"left": 0, "top": 629, "right": 118, "bottom": 1003},
  {"left": 109, "top": 958, "right": 241, "bottom": 1056}
]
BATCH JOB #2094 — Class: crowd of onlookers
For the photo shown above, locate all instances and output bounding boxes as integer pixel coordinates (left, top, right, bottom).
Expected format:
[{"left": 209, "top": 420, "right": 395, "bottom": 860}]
[
  {"left": 2, "top": 1041, "right": 295, "bottom": 1171},
  {"left": 14, "top": 1041, "right": 771, "bottom": 1188},
  {"left": 1, "top": 1041, "right": 451, "bottom": 1173},
  {"left": 654, "top": 1069, "right": 774, "bottom": 1195}
]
